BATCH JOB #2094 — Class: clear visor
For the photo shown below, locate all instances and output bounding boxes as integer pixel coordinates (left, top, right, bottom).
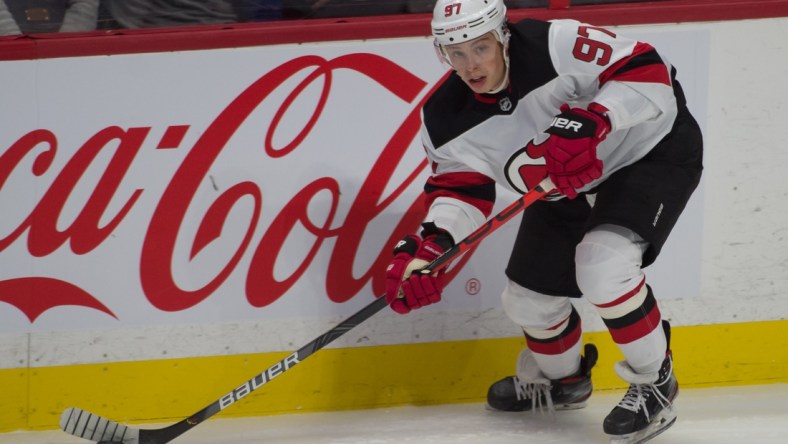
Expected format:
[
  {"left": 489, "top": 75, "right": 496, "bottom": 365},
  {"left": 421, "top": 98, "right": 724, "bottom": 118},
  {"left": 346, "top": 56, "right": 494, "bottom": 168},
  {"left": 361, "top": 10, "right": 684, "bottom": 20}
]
[{"left": 434, "top": 31, "right": 505, "bottom": 70}]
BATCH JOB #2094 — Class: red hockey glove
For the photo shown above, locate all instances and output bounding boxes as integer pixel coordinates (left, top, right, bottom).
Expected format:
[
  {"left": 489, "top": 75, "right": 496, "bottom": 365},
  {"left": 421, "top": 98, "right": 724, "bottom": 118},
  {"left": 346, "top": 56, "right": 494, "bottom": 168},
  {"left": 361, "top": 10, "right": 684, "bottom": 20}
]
[
  {"left": 384, "top": 230, "right": 453, "bottom": 315},
  {"left": 544, "top": 104, "right": 610, "bottom": 199}
]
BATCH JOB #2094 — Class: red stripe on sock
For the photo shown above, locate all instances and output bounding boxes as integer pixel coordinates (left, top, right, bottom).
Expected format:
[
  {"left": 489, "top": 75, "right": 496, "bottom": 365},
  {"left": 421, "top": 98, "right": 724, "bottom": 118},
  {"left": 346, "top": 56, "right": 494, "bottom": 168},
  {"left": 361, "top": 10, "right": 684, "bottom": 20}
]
[
  {"left": 594, "top": 277, "right": 646, "bottom": 310},
  {"left": 607, "top": 304, "right": 662, "bottom": 345},
  {"left": 526, "top": 321, "right": 582, "bottom": 355}
]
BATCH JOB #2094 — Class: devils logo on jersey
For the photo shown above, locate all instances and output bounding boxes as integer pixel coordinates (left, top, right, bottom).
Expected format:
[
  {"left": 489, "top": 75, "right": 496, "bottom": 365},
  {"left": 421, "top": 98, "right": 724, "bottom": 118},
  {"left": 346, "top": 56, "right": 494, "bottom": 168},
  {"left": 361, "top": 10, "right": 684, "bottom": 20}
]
[{"left": 504, "top": 138, "right": 547, "bottom": 194}]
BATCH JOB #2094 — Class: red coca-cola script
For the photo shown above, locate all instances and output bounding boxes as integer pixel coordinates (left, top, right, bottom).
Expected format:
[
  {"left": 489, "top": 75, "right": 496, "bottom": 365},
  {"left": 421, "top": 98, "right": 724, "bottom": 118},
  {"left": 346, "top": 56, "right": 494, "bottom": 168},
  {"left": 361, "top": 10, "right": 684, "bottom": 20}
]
[{"left": 0, "top": 53, "right": 474, "bottom": 323}]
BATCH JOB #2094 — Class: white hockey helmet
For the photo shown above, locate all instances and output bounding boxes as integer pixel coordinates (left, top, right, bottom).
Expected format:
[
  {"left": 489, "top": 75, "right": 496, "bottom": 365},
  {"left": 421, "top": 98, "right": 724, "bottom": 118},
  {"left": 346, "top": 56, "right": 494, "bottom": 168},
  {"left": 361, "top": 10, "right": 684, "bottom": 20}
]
[{"left": 431, "top": 0, "right": 508, "bottom": 46}]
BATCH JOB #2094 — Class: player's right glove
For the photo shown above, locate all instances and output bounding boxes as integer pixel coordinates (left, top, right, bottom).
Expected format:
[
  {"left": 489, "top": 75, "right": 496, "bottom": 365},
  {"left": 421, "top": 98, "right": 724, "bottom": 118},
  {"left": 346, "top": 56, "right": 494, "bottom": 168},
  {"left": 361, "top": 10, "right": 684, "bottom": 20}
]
[
  {"left": 544, "top": 104, "right": 610, "bottom": 199},
  {"left": 384, "top": 229, "right": 453, "bottom": 315}
]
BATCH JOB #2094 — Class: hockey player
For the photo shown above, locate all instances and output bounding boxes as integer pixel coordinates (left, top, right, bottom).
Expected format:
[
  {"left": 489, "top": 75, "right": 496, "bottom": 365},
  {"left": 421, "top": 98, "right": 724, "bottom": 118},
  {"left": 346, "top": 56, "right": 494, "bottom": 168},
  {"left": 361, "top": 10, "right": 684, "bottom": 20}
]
[{"left": 382, "top": 0, "right": 703, "bottom": 442}]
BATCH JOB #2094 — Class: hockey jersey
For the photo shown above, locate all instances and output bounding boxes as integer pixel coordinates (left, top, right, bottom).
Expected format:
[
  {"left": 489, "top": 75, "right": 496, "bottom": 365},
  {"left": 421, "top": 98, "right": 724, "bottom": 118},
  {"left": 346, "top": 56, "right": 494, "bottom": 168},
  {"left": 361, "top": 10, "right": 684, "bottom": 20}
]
[{"left": 419, "top": 18, "right": 680, "bottom": 242}]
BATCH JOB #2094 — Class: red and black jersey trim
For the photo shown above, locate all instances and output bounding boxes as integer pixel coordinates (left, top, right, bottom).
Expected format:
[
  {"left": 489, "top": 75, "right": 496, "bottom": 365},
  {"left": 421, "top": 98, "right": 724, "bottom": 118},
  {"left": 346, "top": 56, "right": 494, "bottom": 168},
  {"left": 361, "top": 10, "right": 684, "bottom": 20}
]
[
  {"left": 524, "top": 305, "right": 582, "bottom": 356},
  {"left": 424, "top": 172, "right": 496, "bottom": 217},
  {"left": 598, "top": 43, "right": 671, "bottom": 87}
]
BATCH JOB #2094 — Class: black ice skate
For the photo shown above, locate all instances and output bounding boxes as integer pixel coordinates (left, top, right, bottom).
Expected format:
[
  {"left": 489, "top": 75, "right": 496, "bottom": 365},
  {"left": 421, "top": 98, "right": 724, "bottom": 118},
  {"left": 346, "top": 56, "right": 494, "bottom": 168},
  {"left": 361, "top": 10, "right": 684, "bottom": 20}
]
[
  {"left": 604, "top": 321, "right": 679, "bottom": 444},
  {"left": 487, "top": 343, "right": 598, "bottom": 412}
]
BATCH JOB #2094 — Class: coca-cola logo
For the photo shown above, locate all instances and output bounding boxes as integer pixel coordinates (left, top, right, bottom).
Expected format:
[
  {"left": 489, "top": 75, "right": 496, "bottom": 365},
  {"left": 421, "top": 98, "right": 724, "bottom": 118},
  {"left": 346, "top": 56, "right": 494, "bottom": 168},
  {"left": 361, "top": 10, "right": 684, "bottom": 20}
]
[{"left": 0, "top": 53, "right": 472, "bottom": 323}]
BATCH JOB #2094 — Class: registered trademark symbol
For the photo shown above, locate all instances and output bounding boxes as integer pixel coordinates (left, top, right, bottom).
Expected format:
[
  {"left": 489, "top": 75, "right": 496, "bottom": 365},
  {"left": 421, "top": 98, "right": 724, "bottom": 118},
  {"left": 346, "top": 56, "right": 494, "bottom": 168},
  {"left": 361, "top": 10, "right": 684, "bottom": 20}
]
[{"left": 465, "top": 278, "right": 480, "bottom": 295}]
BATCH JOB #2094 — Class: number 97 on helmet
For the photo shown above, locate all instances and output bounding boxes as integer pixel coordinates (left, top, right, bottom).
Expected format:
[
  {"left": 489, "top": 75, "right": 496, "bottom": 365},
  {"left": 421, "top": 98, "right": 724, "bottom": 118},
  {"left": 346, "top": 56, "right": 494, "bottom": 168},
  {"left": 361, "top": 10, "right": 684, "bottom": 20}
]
[{"left": 431, "top": 0, "right": 510, "bottom": 67}]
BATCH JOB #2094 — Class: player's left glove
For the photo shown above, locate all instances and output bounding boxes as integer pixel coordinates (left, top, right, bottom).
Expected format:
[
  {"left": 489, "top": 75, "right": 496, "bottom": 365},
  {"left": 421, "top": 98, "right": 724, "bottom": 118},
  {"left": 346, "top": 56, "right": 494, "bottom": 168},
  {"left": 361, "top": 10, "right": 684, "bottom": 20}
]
[
  {"left": 384, "top": 228, "right": 453, "bottom": 315},
  {"left": 544, "top": 104, "right": 611, "bottom": 199}
]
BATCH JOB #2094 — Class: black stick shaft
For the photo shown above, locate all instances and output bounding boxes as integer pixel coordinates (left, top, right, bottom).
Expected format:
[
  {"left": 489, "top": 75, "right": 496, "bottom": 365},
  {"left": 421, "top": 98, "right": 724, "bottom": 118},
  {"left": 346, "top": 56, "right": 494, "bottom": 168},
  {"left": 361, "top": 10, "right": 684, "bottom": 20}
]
[{"left": 68, "top": 178, "right": 553, "bottom": 444}]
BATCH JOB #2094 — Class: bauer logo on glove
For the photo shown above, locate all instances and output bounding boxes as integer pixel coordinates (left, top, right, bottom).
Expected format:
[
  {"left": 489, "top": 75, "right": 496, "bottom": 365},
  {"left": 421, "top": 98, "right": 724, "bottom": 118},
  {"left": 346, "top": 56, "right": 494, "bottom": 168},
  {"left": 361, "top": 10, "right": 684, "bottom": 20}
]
[
  {"left": 543, "top": 104, "right": 611, "bottom": 199},
  {"left": 549, "top": 116, "right": 585, "bottom": 133}
]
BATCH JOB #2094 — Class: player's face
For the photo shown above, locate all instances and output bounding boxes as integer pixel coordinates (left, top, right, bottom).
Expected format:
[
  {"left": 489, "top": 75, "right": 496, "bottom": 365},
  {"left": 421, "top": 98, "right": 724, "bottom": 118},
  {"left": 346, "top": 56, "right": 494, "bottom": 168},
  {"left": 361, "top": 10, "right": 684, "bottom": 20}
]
[{"left": 443, "top": 32, "right": 506, "bottom": 93}]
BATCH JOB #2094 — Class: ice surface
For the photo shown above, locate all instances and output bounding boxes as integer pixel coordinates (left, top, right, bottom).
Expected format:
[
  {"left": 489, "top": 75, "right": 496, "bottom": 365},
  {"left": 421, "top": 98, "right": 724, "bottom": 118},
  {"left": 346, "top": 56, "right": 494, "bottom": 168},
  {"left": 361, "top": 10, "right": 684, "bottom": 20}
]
[{"left": 2, "top": 383, "right": 786, "bottom": 443}]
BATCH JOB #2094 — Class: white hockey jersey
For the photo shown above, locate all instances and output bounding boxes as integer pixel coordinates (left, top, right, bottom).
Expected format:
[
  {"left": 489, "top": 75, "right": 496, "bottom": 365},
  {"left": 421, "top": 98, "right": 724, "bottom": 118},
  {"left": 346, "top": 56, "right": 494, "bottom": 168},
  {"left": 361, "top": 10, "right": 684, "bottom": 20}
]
[{"left": 419, "top": 18, "right": 681, "bottom": 242}]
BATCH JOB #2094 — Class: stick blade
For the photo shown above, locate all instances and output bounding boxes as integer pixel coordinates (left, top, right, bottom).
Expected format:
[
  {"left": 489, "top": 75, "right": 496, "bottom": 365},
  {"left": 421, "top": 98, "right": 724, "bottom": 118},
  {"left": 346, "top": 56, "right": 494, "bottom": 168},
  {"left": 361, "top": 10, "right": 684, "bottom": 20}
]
[{"left": 60, "top": 407, "right": 140, "bottom": 443}]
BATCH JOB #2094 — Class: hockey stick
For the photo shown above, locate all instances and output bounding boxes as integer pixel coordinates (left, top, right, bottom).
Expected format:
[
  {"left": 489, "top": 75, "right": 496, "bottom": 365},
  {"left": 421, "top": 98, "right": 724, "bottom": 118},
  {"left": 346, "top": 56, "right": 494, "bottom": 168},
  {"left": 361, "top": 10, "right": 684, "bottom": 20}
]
[{"left": 60, "top": 178, "right": 555, "bottom": 444}]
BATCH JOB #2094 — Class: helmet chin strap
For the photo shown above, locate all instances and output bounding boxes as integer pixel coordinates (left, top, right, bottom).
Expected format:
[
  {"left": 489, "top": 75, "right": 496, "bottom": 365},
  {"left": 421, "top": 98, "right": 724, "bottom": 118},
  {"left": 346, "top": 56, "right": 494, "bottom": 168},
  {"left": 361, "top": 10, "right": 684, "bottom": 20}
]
[
  {"left": 485, "top": 31, "right": 511, "bottom": 94},
  {"left": 486, "top": 71, "right": 509, "bottom": 94}
]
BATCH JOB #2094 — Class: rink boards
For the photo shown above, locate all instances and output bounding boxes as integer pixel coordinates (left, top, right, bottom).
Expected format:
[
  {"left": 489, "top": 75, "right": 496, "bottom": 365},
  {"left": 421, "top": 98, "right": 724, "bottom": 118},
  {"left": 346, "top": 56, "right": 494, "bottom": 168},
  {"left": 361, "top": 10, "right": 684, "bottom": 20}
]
[{"left": 1, "top": 320, "right": 786, "bottom": 431}]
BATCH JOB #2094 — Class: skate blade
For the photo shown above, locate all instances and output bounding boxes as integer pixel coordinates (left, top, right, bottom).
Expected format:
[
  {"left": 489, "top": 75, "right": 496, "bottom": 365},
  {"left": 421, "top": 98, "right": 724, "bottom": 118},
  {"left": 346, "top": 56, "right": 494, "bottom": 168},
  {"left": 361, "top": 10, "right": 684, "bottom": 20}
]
[
  {"left": 609, "top": 405, "right": 677, "bottom": 444},
  {"left": 556, "top": 401, "right": 587, "bottom": 411},
  {"left": 484, "top": 401, "right": 587, "bottom": 412}
]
